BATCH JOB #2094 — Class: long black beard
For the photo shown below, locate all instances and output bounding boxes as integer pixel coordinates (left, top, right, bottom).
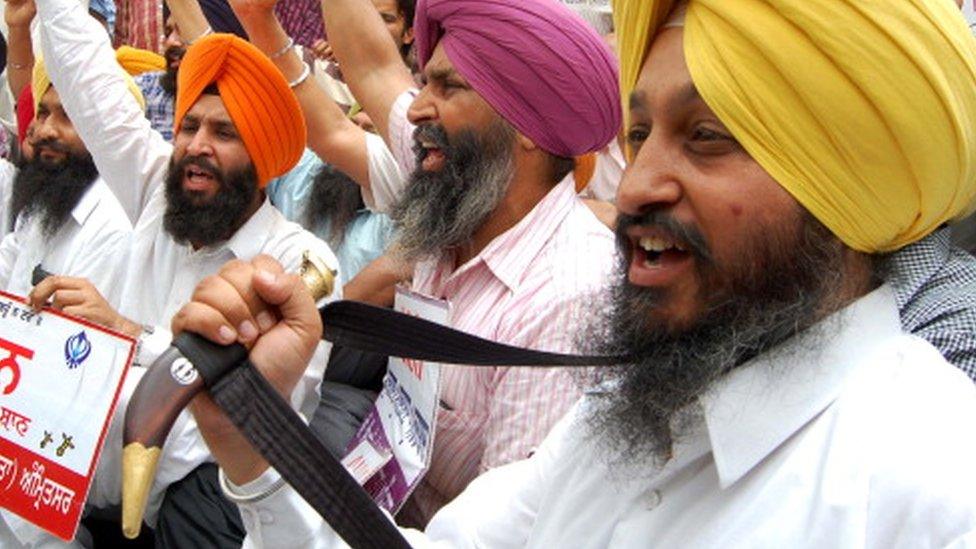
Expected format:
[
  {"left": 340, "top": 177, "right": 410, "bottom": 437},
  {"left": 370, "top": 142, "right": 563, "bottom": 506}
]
[
  {"left": 389, "top": 121, "right": 515, "bottom": 262},
  {"left": 9, "top": 148, "right": 99, "bottom": 239},
  {"left": 305, "top": 164, "right": 364, "bottom": 249},
  {"left": 163, "top": 155, "right": 258, "bottom": 247},
  {"left": 583, "top": 211, "right": 849, "bottom": 468}
]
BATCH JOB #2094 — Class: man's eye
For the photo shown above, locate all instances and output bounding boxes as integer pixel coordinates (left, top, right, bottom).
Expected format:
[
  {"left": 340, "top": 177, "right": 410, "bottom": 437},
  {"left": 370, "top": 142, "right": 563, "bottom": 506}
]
[
  {"left": 690, "top": 126, "right": 730, "bottom": 142},
  {"left": 626, "top": 126, "right": 649, "bottom": 146}
]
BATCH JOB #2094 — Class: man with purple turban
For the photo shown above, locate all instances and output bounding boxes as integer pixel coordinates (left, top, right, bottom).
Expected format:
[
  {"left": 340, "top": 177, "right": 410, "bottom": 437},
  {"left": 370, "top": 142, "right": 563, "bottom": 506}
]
[{"left": 221, "top": 0, "right": 621, "bottom": 531}]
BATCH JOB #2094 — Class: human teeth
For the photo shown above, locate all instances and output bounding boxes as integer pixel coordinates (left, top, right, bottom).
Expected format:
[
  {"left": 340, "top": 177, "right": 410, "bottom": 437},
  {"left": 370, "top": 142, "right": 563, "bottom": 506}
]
[{"left": 639, "top": 236, "right": 669, "bottom": 252}]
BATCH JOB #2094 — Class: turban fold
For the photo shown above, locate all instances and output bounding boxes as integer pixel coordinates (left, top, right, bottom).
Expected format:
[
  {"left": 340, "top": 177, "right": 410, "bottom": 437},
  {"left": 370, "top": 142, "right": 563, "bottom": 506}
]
[
  {"left": 414, "top": 0, "right": 621, "bottom": 158},
  {"left": 175, "top": 33, "right": 305, "bottom": 187},
  {"left": 115, "top": 46, "right": 166, "bottom": 75},
  {"left": 614, "top": 0, "right": 976, "bottom": 253},
  {"left": 33, "top": 55, "right": 146, "bottom": 115}
]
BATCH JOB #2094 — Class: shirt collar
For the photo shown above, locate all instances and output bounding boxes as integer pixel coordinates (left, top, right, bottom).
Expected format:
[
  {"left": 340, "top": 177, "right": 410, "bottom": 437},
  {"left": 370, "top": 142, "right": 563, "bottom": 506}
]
[
  {"left": 478, "top": 177, "right": 578, "bottom": 292},
  {"left": 71, "top": 178, "right": 107, "bottom": 226},
  {"left": 700, "top": 285, "right": 903, "bottom": 489},
  {"left": 206, "top": 196, "right": 276, "bottom": 259}
]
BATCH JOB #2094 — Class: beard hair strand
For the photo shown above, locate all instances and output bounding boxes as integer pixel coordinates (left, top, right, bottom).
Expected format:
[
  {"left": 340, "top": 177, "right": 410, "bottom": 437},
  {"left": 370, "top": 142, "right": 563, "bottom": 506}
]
[
  {"left": 389, "top": 120, "right": 516, "bottom": 262},
  {"left": 581, "top": 211, "right": 849, "bottom": 470},
  {"left": 9, "top": 151, "right": 99, "bottom": 239},
  {"left": 162, "top": 156, "right": 258, "bottom": 247}
]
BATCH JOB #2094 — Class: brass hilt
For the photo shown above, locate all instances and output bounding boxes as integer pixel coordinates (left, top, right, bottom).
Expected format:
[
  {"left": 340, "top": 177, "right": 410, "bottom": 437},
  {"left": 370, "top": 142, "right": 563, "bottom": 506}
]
[{"left": 121, "top": 251, "right": 336, "bottom": 539}]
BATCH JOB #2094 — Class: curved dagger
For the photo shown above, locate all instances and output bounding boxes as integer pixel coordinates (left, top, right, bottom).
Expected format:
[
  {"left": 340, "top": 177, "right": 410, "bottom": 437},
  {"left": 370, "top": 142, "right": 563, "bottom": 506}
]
[{"left": 121, "top": 251, "right": 336, "bottom": 539}]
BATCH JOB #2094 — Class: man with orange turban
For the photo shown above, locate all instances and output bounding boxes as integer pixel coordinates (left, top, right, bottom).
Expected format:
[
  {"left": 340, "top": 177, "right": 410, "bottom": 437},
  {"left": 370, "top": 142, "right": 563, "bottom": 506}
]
[
  {"left": 172, "top": 0, "right": 976, "bottom": 546},
  {"left": 0, "top": 0, "right": 340, "bottom": 544}
]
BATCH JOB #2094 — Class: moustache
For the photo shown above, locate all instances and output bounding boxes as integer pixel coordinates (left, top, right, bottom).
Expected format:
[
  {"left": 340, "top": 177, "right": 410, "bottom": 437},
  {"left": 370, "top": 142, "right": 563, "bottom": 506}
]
[
  {"left": 412, "top": 123, "right": 450, "bottom": 155},
  {"left": 615, "top": 211, "right": 713, "bottom": 263},
  {"left": 175, "top": 155, "right": 222, "bottom": 183},
  {"left": 31, "top": 138, "right": 72, "bottom": 156}
]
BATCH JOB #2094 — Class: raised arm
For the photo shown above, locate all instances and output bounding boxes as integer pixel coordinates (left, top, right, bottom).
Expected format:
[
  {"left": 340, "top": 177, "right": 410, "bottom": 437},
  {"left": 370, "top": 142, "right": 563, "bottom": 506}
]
[
  {"left": 35, "top": 0, "right": 173, "bottom": 223},
  {"left": 221, "top": 0, "right": 373, "bottom": 188},
  {"left": 319, "top": 0, "right": 415, "bottom": 145},
  {"left": 4, "top": 0, "right": 35, "bottom": 104},
  {"left": 163, "top": 0, "right": 211, "bottom": 44}
]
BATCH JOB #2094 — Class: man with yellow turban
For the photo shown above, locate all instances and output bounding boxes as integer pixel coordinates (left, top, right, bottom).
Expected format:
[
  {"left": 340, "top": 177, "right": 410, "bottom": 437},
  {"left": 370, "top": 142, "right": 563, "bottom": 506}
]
[
  {"left": 171, "top": 0, "right": 976, "bottom": 546},
  {"left": 0, "top": 56, "right": 133, "bottom": 305},
  {"left": 0, "top": 0, "right": 340, "bottom": 544}
]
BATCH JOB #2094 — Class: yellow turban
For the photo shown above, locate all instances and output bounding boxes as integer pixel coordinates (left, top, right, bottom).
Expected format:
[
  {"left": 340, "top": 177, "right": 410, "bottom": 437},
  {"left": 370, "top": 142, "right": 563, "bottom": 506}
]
[
  {"left": 614, "top": 0, "right": 976, "bottom": 253},
  {"left": 33, "top": 55, "right": 146, "bottom": 114},
  {"left": 115, "top": 46, "right": 166, "bottom": 76},
  {"left": 175, "top": 34, "right": 306, "bottom": 188}
]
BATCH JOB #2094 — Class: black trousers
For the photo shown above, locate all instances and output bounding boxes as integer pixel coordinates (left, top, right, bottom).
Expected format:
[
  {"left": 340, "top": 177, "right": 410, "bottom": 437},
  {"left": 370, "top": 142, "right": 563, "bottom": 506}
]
[{"left": 155, "top": 346, "right": 387, "bottom": 549}]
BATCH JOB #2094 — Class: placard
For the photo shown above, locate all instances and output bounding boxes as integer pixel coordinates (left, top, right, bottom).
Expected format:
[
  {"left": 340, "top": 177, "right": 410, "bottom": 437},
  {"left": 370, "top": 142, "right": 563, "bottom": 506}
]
[
  {"left": 0, "top": 291, "right": 134, "bottom": 541},
  {"left": 341, "top": 287, "right": 447, "bottom": 514}
]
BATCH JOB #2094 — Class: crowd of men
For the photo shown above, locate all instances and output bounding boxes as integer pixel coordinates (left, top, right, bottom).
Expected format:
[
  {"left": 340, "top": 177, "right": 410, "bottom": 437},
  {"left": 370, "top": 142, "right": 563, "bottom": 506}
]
[{"left": 0, "top": 0, "right": 974, "bottom": 546}]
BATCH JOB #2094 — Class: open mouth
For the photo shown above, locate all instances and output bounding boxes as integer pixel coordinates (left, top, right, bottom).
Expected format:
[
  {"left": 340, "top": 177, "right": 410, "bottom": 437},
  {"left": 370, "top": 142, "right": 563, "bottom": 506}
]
[
  {"left": 637, "top": 234, "right": 689, "bottom": 266},
  {"left": 418, "top": 140, "right": 445, "bottom": 172},
  {"left": 183, "top": 165, "right": 217, "bottom": 192},
  {"left": 626, "top": 228, "right": 696, "bottom": 287}
]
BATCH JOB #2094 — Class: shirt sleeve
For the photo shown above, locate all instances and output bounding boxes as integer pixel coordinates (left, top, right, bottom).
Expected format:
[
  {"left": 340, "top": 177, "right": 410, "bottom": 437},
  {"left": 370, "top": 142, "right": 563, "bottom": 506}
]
[
  {"left": 36, "top": 0, "right": 173, "bottom": 224},
  {"left": 363, "top": 129, "right": 407, "bottom": 213}
]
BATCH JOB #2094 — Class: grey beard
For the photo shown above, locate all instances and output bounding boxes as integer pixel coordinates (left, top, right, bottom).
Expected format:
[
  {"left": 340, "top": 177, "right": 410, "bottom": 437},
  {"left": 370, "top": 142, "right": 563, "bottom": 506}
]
[
  {"left": 582, "top": 212, "right": 849, "bottom": 468},
  {"left": 389, "top": 121, "right": 516, "bottom": 262}
]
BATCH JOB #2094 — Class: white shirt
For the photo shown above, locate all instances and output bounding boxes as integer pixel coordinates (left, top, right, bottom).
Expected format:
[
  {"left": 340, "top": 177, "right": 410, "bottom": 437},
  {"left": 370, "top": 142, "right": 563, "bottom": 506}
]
[
  {"left": 0, "top": 159, "right": 18, "bottom": 241},
  {"left": 227, "top": 286, "right": 976, "bottom": 548},
  {"left": 0, "top": 178, "right": 131, "bottom": 299},
  {"left": 15, "top": 0, "right": 342, "bottom": 543}
]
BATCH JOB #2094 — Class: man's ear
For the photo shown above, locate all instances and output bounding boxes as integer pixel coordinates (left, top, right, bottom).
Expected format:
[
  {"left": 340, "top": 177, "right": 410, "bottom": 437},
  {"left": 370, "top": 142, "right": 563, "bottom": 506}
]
[
  {"left": 517, "top": 132, "right": 538, "bottom": 152},
  {"left": 403, "top": 26, "right": 415, "bottom": 46}
]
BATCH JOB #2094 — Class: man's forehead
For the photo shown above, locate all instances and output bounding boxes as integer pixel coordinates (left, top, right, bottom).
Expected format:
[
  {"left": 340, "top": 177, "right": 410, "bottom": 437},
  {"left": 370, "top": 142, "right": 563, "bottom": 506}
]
[
  {"left": 423, "top": 45, "right": 465, "bottom": 82},
  {"left": 631, "top": 28, "right": 697, "bottom": 112},
  {"left": 185, "top": 95, "right": 235, "bottom": 126}
]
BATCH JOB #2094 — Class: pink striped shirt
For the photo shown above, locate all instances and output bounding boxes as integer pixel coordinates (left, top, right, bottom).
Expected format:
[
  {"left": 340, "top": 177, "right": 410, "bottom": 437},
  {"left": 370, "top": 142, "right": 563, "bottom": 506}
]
[{"left": 377, "top": 90, "right": 616, "bottom": 525}]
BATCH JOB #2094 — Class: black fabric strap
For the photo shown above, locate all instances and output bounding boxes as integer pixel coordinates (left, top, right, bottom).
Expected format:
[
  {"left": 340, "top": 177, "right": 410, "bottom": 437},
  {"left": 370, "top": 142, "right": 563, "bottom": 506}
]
[
  {"left": 210, "top": 361, "right": 412, "bottom": 549},
  {"left": 320, "top": 300, "right": 623, "bottom": 366}
]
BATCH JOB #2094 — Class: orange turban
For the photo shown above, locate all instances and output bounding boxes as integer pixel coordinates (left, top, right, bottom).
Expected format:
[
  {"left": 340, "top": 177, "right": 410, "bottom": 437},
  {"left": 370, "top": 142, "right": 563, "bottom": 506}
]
[
  {"left": 115, "top": 46, "right": 166, "bottom": 75},
  {"left": 174, "top": 34, "right": 306, "bottom": 187}
]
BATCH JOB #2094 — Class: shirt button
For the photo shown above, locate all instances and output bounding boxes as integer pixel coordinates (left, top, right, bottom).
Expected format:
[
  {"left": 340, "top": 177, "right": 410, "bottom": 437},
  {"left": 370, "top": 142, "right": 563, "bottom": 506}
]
[
  {"left": 645, "top": 489, "right": 662, "bottom": 510},
  {"left": 258, "top": 510, "right": 275, "bottom": 524}
]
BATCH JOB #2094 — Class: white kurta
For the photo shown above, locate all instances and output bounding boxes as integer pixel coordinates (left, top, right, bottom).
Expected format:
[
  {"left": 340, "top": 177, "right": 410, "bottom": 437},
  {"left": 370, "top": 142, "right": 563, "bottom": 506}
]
[
  {"left": 227, "top": 286, "right": 976, "bottom": 548},
  {"left": 0, "top": 178, "right": 131, "bottom": 300},
  {"left": 0, "top": 159, "right": 19, "bottom": 242}
]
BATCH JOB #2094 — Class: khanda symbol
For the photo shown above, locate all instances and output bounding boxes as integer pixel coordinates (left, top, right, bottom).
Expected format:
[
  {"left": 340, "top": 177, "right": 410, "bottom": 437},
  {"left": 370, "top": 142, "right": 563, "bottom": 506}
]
[{"left": 64, "top": 332, "right": 92, "bottom": 369}]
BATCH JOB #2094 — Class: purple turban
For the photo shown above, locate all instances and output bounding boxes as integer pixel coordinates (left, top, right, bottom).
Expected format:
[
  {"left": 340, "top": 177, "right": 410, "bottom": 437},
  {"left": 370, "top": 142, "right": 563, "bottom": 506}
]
[{"left": 414, "top": 0, "right": 621, "bottom": 158}]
